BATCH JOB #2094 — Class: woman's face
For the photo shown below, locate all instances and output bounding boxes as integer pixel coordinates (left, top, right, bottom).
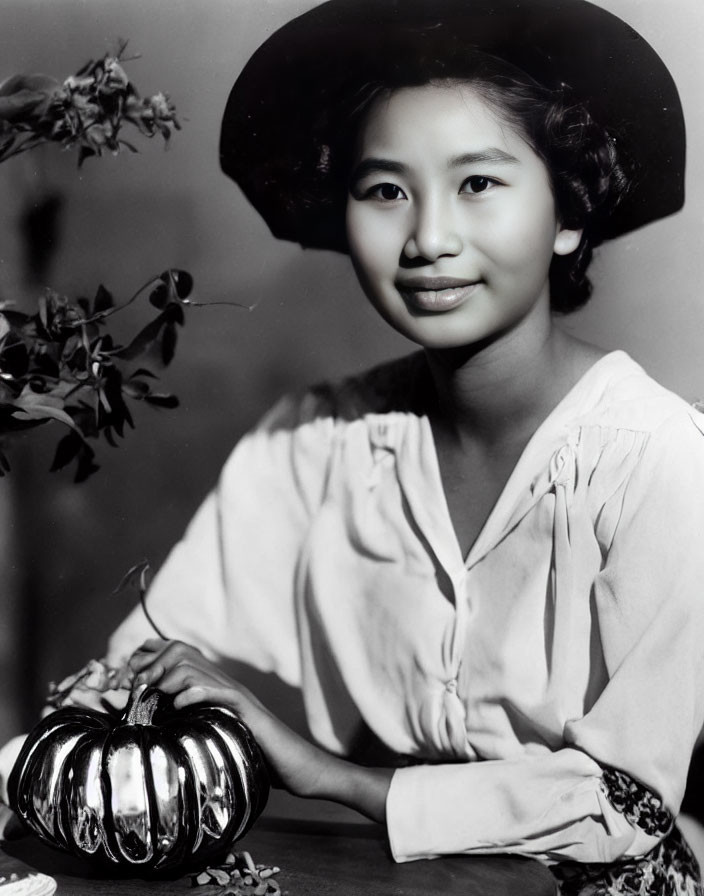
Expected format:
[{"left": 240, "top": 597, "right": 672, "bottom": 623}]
[{"left": 345, "top": 82, "right": 581, "bottom": 350}]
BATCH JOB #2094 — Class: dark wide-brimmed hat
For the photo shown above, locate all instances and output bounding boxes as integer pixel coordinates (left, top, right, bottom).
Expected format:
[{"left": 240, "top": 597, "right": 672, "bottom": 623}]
[{"left": 220, "top": 0, "right": 685, "bottom": 252}]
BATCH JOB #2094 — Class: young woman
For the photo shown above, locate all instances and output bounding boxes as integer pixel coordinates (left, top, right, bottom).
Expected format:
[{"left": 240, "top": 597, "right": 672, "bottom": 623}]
[{"left": 41, "top": 0, "right": 704, "bottom": 892}]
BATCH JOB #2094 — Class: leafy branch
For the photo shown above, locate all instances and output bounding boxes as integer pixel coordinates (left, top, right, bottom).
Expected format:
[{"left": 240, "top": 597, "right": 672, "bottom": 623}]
[
  {"left": 0, "top": 270, "right": 195, "bottom": 481},
  {"left": 0, "top": 46, "right": 197, "bottom": 480}
]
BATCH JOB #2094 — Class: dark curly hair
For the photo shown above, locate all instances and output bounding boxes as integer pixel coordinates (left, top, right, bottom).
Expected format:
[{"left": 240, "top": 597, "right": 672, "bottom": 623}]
[
  {"left": 320, "top": 50, "right": 635, "bottom": 314},
  {"left": 471, "top": 64, "right": 634, "bottom": 313}
]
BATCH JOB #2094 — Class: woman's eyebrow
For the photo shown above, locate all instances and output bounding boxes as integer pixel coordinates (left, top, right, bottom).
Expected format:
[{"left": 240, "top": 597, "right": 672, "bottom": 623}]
[
  {"left": 350, "top": 148, "right": 519, "bottom": 185},
  {"left": 350, "top": 158, "right": 406, "bottom": 182},
  {"left": 449, "top": 149, "right": 520, "bottom": 167}
]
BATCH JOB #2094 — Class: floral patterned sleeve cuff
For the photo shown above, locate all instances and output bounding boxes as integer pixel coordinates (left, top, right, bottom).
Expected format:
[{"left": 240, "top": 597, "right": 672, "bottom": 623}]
[
  {"left": 553, "top": 766, "right": 701, "bottom": 896},
  {"left": 600, "top": 766, "right": 674, "bottom": 837}
]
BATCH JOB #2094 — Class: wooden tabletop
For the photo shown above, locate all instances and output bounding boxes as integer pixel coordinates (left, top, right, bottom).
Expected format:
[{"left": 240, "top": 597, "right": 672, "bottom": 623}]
[{"left": 0, "top": 817, "right": 557, "bottom": 895}]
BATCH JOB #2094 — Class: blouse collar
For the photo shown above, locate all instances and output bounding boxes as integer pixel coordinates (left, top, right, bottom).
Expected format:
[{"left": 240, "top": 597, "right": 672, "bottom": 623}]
[{"left": 393, "top": 351, "right": 643, "bottom": 574}]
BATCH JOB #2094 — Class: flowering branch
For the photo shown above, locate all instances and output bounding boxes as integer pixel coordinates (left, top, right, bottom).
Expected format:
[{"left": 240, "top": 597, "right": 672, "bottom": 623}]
[
  {"left": 0, "top": 40, "right": 179, "bottom": 166},
  {"left": 0, "top": 46, "right": 194, "bottom": 481}
]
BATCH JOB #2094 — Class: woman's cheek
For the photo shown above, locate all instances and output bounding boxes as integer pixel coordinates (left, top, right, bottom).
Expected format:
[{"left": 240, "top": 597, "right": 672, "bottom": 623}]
[{"left": 348, "top": 201, "right": 402, "bottom": 260}]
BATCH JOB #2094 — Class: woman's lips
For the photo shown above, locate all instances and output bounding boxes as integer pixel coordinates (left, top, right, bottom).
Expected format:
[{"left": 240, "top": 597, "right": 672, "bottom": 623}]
[{"left": 396, "top": 277, "right": 481, "bottom": 312}]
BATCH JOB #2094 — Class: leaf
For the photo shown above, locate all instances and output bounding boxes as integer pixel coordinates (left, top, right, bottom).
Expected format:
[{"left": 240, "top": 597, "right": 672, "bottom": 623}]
[
  {"left": 0, "top": 381, "right": 18, "bottom": 402},
  {"left": 12, "top": 404, "right": 74, "bottom": 428},
  {"left": 50, "top": 431, "right": 83, "bottom": 472},
  {"left": 98, "top": 332, "right": 115, "bottom": 352},
  {"left": 34, "top": 351, "right": 60, "bottom": 380},
  {"left": 93, "top": 284, "right": 113, "bottom": 314},
  {"left": 115, "top": 312, "right": 165, "bottom": 360},
  {"left": 149, "top": 269, "right": 193, "bottom": 308},
  {"left": 37, "top": 294, "right": 50, "bottom": 332},
  {"left": 122, "top": 399, "right": 135, "bottom": 430},
  {"left": 0, "top": 74, "right": 60, "bottom": 97},
  {"left": 160, "top": 321, "right": 177, "bottom": 365},
  {"left": 0, "top": 309, "right": 31, "bottom": 329},
  {"left": 0, "top": 74, "right": 61, "bottom": 122},
  {"left": 164, "top": 268, "right": 193, "bottom": 301},
  {"left": 74, "top": 442, "right": 100, "bottom": 482},
  {"left": 113, "top": 559, "right": 151, "bottom": 596},
  {"left": 114, "top": 304, "right": 182, "bottom": 362},
  {"left": 78, "top": 145, "right": 97, "bottom": 167},
  {"left": 61, "top": 333, "right": 86, "bottom": 368},
  {"left": 144, "top": 393, "right": 178, "bottom": 408},
  {"left": 167, "top": 302, "right": 185, "bottom": 326},
  {"left": 148, "top": 281, "right": 168, "bottom": 310},
  {"left": 102, "top": 370, "right": 133, "bottom": 435},
  {"left": 0, "top": 334, "right": 29, "bottom": 378},
  {"left": 122, "top": 379, "right": 150, "bottom": 399},
  {"left": 49, "top": 425, "right": 100, "bottom": 482},
  {"left": 73, "top": 58, "right": 96, "bottom": 79},
  {"left": 12, "top": 387, "right": 79, "bottom": 431}
]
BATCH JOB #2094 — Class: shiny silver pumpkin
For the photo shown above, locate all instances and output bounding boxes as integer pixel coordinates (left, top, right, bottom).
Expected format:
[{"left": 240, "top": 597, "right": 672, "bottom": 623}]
[{"left": 8, "top": 685, "right": 269, "bottom": 872}]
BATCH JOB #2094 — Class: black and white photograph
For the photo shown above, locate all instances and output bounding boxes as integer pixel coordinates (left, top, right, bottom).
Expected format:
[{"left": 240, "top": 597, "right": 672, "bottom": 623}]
[{"left": 0, "top": 1, "right": 702, "bottom": 893}]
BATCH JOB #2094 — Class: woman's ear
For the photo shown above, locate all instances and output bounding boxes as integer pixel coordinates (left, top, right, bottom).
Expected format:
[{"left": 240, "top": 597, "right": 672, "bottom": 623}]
[{"left": 553, "top": 227, "right": 583, "bottom": 256}]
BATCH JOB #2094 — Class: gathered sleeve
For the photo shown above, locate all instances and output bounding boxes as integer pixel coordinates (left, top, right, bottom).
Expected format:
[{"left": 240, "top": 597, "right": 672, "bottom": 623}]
[
  {"left": 387, "top": 410, "right": 704, "bottom": 864},
  {"left": 0, "top": 393, "right": 335, "bottom": 807},
  {"left": 105, "top": 392, "right": 334, "bottom": 686}
]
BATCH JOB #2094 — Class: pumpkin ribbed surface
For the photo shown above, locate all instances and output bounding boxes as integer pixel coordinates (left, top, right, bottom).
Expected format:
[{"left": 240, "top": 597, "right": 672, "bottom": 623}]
[{"left": 7, "top": 686, "right": 269, "bottom": 872}]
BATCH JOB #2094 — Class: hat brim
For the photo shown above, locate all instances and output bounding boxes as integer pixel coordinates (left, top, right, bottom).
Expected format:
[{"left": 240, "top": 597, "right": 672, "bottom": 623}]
[{"left": 220, "top": 0, "right": 685, "bottom": 251}]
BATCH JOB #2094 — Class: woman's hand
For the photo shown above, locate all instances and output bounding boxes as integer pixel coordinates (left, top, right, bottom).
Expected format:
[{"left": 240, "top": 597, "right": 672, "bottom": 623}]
[
  {"left": 129, "top": 638, "right": 313, "bottom": 792},
  {"left": 128, "top": 639, "right": 393, "bottom": 823},
  {"left": 129, "top": 638, "right": 264, "bottom": 714}
]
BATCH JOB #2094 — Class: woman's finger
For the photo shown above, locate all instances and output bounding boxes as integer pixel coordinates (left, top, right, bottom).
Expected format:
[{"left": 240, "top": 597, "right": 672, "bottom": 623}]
[
  {"left": 147, "top": 663, "right": 200, "bottom": 692},
  {"left": 133, "top": 637, "right": 167, "bottom": 654},
  {"left": 127, "top": 638, "right": 169, "bottom": 669},
  {"left": 141, "top": 663, "right": 258, "bottom": 716},
  {"left": 135, "top": 661, "right": 215, "bottom": 691},
  {"left": 134, "top": 661, "right": 167, "bottom": 685},
  {"left": 173, "top": 685, "right": 242, "bottom": 711},
  {"left": 129, "top": 639, "right": 201, "bottom": 675}
]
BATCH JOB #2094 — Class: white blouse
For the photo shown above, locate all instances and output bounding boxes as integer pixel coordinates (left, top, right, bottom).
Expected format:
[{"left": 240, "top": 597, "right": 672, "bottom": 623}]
[{"left": 106, "top": 350, "right": 704, "bottom": 865}]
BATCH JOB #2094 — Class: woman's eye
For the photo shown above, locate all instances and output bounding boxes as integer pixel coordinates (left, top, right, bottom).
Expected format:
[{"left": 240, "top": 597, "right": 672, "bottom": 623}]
[
  {"left": 368, "top": 182, "right": 407, "bottom": 201},
  {"left": 460, "top": 175, "right": 495, "bottom": 194}
]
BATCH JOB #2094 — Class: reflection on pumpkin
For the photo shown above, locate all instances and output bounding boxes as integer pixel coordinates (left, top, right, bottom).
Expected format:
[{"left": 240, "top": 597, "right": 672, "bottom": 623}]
[{"left": 8, "top": 685, "right": 269, "bottom": 873}]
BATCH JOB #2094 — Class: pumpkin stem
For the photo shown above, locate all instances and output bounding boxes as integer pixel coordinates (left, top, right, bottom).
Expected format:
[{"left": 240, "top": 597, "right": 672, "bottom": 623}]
[{"left": 125, "top": 683, "right": 161, "bottom": 726}]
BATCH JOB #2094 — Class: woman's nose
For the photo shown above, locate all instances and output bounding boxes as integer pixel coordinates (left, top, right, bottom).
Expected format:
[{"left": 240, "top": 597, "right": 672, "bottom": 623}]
[{"left": 403, "top": 198, "right": 462, "bottom": 261}]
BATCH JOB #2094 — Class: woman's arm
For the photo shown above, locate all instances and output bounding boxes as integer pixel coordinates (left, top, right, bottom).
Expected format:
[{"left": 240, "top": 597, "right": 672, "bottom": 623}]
[
  {"left": 386, "top": 410, "right": 704, "bottom": 864},
  {"left": 105, "top": 392, "right": 334, "bottom": 680},
  {"left": 129, "top": 639, "right": 394, "bottom": 823}
]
